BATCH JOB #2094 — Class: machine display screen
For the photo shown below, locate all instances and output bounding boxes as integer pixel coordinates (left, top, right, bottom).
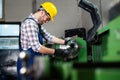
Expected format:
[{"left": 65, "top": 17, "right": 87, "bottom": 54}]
[
  {"left": 0, "top": 38, "right": 19, "bottom": 49},
  {"left": 0, "top": 24, "right": 19, "bottom": 36},
  {"left": 0, "top": 22, "right": 20, "bottom": 49},
  {"left": 0, "top": 0, "right": 3, "bottom": 19}
]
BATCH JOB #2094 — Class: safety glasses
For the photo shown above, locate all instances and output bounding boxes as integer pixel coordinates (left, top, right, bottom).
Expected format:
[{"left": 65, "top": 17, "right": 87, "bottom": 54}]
[{"left": 44, "top": 10, "right": 51, "bottom": 21}]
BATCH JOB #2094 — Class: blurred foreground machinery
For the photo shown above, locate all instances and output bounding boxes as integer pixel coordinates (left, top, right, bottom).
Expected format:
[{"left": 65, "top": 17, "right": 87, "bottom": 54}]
[
  {"left": 0, "top": 50, "right": 19, "bottom": 80},
  {"left": 18, "top": 0, "right": 120, "bottom": 80}
]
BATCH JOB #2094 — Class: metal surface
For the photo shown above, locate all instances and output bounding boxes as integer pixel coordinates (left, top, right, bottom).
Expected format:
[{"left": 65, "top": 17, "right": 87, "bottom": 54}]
[{"left": 59, "top": 37, "right": 81, "bottom": 60}]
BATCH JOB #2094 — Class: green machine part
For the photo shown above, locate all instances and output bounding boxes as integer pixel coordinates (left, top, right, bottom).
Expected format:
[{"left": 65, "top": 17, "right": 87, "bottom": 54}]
[
  {"left": 75, "top": 37, "right": 87, "bottom": 62},
  {"left": 70, "top": 68, "right": 94, "bottom": 80},
  {"left": 70, "top": 67, "right": 120, "bottom": 80},
  {"left": 51, "top": 37, "right": 87, "bottom": 80},
  {"left": 92, "top": 16, "right": 120, "bottom": 62},
  {"left": 103, "top": 16, "right": 120, "bottom": 62},
  {"left": 61, "top": 37, "right": 88, "bottom": 80},
  {"left": 95, "top": 68, "right": 120, "bottom": 80}
]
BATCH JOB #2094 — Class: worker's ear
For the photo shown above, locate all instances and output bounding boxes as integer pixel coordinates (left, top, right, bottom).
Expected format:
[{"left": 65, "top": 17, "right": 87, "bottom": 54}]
[{"left": 41, "top": 10, "right": 46, "bottom": 16}]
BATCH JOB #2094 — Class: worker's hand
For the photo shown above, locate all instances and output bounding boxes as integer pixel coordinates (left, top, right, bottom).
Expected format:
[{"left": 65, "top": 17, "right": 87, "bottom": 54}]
[
  {"left": 54, "top": 49, "right": 70, "bottom": 57},
  {"left": 64, "top": 40, "right": 69, "bottom": 45},
  {"left": 54, "top": 49, "right": 64, "bottom": 56},
  {"left": 64, "top": 38, "right": 71, "bottom": 45}
]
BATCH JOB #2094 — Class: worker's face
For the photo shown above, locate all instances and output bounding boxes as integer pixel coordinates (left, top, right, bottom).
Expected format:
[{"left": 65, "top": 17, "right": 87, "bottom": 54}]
[{"left": 38, "top": 11, "right": 51, "bottom": 24}]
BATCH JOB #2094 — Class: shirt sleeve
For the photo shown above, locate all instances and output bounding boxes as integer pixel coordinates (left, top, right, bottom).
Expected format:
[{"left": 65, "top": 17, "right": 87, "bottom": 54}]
[{"left": 41, "top": 26, "right": 55, "bottom": 42}]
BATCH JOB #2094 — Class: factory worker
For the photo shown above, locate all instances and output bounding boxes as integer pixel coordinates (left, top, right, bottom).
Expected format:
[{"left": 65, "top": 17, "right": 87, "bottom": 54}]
[{"left": 17, "top": 2, "right": 70, "bottom": 80}]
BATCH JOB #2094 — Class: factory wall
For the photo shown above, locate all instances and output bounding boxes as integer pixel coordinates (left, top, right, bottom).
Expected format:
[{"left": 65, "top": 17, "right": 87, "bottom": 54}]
[
  {"left": 4, "top": 0, "right": 120, "bottom": 37},
  {"left": 5, "top": 0, "right": 32, "bottom": 21},
  {"left": 4, "top": 0, "right": 82, "bottom": 38}
]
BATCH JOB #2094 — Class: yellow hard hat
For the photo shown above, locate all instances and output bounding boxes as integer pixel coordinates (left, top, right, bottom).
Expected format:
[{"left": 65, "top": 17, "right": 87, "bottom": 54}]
[{"left": 41, "top": 2, "right": 57, "bottom": 21}]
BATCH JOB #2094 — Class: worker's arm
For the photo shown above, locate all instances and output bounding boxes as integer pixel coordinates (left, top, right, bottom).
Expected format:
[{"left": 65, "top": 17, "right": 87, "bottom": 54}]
[
  {"left": 39, "top": 45, "right": 67, "bottom": 56},
  {"left": 52, "top": 37, "right": 65, "bottom": 44},
  {"left": 41, "top": 26, "right": 66, "bottom": 44},
  {"left": 52, "top": 36, "right": 72, "bottom": 45},
  {"left": 39, "top": 45, "right": 55, "bottom": 54}
]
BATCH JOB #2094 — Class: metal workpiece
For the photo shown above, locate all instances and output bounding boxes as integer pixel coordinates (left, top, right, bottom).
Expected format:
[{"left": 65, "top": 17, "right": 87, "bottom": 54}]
[{"left": 59, "top": 37, "right": 81, "bottom": 60}]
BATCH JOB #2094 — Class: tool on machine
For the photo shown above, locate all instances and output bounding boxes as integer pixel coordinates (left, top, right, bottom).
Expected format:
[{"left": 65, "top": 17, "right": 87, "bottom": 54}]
[
  {"left": 58, "top": 37, "right": 81, "bottom": 60},
  {"left": 79, "top": 0, "right": 101, "bottom": 42}
]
